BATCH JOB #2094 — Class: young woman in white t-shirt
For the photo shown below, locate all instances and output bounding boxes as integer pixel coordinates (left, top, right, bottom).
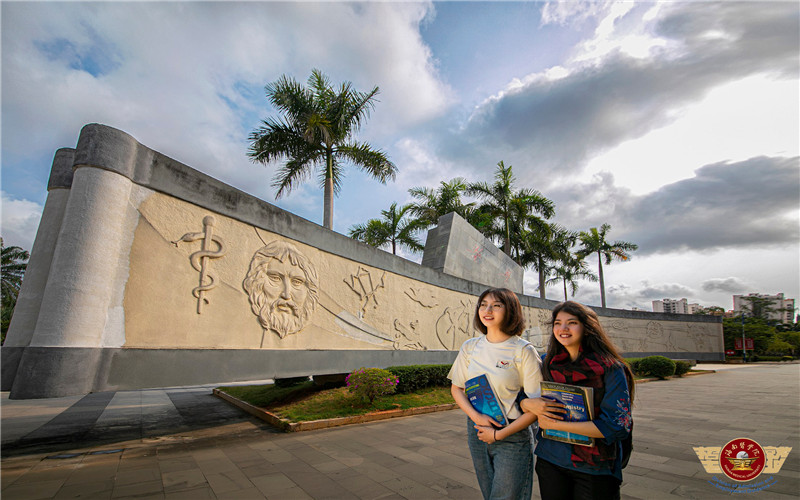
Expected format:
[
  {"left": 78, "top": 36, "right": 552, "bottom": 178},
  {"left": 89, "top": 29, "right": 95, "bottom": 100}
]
[{"left": 448, "top": 288, "right": 543, "bottom": 500}]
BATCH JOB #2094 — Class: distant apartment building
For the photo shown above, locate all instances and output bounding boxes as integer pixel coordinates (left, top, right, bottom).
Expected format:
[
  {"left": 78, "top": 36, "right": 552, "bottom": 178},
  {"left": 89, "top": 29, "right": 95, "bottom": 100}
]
[
  {"left": 652, "top": 298, "right": 701, "bottom": 315},
  {"left": 733, "top": 293, "right": 796, "bottom": 323}
]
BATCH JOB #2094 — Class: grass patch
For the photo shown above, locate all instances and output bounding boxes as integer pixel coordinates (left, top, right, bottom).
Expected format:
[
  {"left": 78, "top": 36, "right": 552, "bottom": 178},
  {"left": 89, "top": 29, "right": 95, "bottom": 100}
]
[
  {"left": 218, "top": 383, "right": 454, "bottom": 423},
  {"left": 219, "top": 380, "right": 319, "bottom": 408}
]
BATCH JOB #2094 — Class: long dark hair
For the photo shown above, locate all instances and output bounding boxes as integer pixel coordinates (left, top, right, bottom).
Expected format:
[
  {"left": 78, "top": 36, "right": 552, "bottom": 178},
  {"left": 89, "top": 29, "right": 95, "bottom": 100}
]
[
  {"left": 473, "top": 287, "right": 525, "bottom": 336},
  {"left": 543, "top": 301, "right": 635, "bottom": 402}
]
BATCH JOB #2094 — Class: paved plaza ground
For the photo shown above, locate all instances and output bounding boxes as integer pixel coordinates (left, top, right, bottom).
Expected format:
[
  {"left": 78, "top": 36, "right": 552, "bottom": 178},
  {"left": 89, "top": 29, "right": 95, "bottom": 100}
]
[{"left": 1, "top": 363, "right": 798, "bottom": 499}]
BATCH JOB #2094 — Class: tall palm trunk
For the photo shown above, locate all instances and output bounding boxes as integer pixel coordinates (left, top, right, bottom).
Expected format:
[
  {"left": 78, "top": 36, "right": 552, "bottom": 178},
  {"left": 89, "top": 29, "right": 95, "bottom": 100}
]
[
  {"left": 504, "top": 217, "right": 511, "bottom": 256},
  {"left": 538, "top": 256, "right": 547, "bottom": 300},
  {"left": 563, "top": 280, "right": 568, "bottom": 301},
  {"left": 323, "top": 151, "right": 334, "bottom": 229},
  {"left": 597, "top": 251, "right": 606, "bottom": 308}
]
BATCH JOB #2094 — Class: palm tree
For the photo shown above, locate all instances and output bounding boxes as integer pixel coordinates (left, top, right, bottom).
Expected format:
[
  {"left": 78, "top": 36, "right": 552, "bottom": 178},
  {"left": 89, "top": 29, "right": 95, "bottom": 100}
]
[
  {"left": 2, "top": 238, "right": 28, "bottom": 306},
  {"left": 248, "top": 69, "right": 397, "bottom": 230},
  {"left": 1, "top": 238, "right": 29, "bottom": 344},
  {"left": 348, "top": 203, "right": 424, "bottom": 255},
  {"left": 408, "top": 178, "right": 474, "bottom": 228},
  {"left": 548, "top": 256, "right": 598, "bottom": 301},
  {"left": 468, "top": 161, "right": 555, "bottom": 257},
  {"left": 576, "top": 224, "right": 638, "bottom": 308},
  {"left": 519, "top": 223, "right": 575, "bottom": 299}
]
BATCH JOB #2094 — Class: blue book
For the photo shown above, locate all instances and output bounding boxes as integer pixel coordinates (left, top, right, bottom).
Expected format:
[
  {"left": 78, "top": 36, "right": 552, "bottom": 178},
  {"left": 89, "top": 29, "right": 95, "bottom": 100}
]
[
  {"left": 540, "top": 381, "right": 595, "bottom": 447},
  {"left": 465, "top": 374, "right": 508, "bottom": 427}
]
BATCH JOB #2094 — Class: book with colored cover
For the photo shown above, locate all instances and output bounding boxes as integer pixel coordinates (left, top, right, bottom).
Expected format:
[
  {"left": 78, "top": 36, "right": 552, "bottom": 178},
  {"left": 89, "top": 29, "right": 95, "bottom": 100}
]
[
  {"left": 540, "top": 381, "right": 595, "bottom": 447},
  {"left": 465, "top": 374, "right": 508, "bottom": 427}
]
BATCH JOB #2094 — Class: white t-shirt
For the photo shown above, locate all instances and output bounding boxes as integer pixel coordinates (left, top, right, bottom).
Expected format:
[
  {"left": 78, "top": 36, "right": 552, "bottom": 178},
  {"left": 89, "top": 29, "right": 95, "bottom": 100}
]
[{"left": 448, "top": 335, "right": 543, "bottom": 420}]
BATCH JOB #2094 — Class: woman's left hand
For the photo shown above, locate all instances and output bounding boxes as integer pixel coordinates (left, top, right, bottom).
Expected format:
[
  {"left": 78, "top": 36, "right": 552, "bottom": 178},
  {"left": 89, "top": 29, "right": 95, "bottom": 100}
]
[
  {"left": 474, "top": 424, "right": 499, "bottom": 443},
  {"left": 537, "top": 414, "right": 560, "bottom": 431}
]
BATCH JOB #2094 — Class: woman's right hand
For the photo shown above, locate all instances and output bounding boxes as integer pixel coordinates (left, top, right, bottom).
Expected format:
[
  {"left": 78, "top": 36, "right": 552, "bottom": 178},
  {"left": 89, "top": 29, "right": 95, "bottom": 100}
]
[
  {"left": 470, "top": 413, "right": 501, "bottom": 428},
  {"left": 520, "top": 397, "right": 567, "bottom": 420}
]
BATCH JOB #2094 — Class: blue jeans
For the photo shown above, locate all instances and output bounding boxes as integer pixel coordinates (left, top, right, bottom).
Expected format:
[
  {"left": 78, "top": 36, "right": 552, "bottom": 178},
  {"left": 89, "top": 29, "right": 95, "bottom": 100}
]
[{"left": 467, "top": 417, "right": 534, "bottom": 500}]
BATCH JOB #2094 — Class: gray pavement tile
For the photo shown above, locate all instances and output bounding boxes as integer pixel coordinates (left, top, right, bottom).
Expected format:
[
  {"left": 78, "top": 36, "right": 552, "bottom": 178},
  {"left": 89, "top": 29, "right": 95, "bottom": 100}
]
[
  {"left": 330, "top": 473, "right": 399, "bottom": 500},
  {"left": 623, "top": 472, "right": 685, "bottom": 494},
  {"left": 205, "top": 469, "right": 254, "bottom": 494},
  {"left": 220, "top": 445, "right": 265, "bottom": 468},
  {"left": 161, "top": 468, "right": 208, "bottom": 492},
  {"left": 257, "top": 447, "right": 296, "bottom": 465},
  {"left": 53, "top": 479, "right": 114, "bottom": 499},
  {"left": 765, "top": 475, "right": 800, "bottom": 496},
  {"left": 117, "top": 456, "right": 159, "bottom": 471},
  {"left": 10, "top": 465, "right": 76, "bottom": 484},
  {"left": 310, "top": 460, "right": 349, "bottom": 474},
  {"left": 428, "top": 463, "right": 480, "bottom": 489},
  {"left": 111, "top": 479, "right": 163, "bottom": 498},
  {"left": 428, "top": 480, "right": 483, "bottom": 499},
  {"left": 64, "top": 465, "right": 120, "bottom": 485},
  {"left": 157, "top": 456, "right": 199, "bottom": 474},
  {"left": 379, "top": 476, "right": 447, "bottom": 499},
  {"left": 215, "top": 486, "right": 267, "bottom": 499},
  {"left": 163, "top": 486, "right": 217, "bottom": 499},
  {"left": 619, "top": 483, "right": 692, "bottom": 500},
  {"left": 114, "top": 467, "right": 162, "bottom": 486},
  {"left": 249, "top": 472, "right": 299, "bottom": 496},
  {"left": 239, "top": 462, "right": 281, "bottom": 480},
  {"left": 392, "top": 462, "right": 470, "bottom": 493},
  {"left": 266, "top": 485, "right": 313, "bottom": 500},
  {"left": 0, "top": 478, "right": 66, "bottom": 500},
  {"left": 350, "top": 461, "right": 402, "bottom": 483}
]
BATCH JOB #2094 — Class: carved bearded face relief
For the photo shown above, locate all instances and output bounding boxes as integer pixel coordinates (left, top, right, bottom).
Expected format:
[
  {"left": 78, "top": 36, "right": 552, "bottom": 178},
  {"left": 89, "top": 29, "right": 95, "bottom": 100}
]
[{"left": 243, "top": 241, "right": 319, "bottom": 339}]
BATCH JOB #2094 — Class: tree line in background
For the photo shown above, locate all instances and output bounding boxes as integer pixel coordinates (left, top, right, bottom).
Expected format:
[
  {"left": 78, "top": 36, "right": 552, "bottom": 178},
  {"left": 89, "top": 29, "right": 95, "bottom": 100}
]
[
  {"left": 348, "top": 161, "right": 638, "bottom": 306},
  {"left": 246, "top": 70, "right": 637, "bottom": 305},
  {"left": 720, "top": 296, "right": 800, "bottom": 359}
]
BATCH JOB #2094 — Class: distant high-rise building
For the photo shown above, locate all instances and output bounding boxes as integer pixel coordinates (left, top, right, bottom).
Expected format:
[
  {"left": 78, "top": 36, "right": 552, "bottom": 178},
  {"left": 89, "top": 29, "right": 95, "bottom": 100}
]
[
  {"left": 652, "top": 298, "right": 701, "bottom": 315},
  {"left": 733, "top": 293, "right": 796, "bottom": 323}
]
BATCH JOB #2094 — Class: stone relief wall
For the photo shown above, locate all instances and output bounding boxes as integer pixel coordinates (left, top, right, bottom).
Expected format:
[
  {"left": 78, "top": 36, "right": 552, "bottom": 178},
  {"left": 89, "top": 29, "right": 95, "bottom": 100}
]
[
  {"left": 2, "top": 124, "right": 723, "bottom": 399},
  {"left": 124, "top": 190, "right": 484, "bottom": 351},
  {"left": 123, "top": 189, "right": 723, "bottom": 357}
]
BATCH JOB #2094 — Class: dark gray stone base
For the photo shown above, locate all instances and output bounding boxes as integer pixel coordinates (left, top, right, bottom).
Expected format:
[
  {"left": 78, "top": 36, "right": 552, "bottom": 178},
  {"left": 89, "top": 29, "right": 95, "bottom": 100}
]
[
  {"left": 1, "top": 347, "right": 24, "bottom": 391},
  {"left": 7, "top": 346, "right": 458, "bottom": 400},
  {"left": 620, "top": 351, "right": 725, "bottom": 362}
]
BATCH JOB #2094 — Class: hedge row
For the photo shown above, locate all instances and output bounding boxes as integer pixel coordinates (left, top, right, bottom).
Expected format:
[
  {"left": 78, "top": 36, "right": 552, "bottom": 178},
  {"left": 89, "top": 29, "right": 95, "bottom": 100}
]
[
  {"left": 626, "top": 356, "right": 693, "bottom": 379},
  {"left": 386, "top": 364, "right": 452, "bottom": 394}
]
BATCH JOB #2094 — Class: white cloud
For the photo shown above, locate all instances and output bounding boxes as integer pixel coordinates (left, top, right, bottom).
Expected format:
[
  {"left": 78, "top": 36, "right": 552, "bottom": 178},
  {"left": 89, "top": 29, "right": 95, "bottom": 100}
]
[
  {"left": 584, "top": 75, "right": 800, "bottom": 194},
  {"left": 0, "top": 192, "right": 43, "bottom": 251},
  {"left": 702, "top": 277, "right": 750, "bottom": 294}
]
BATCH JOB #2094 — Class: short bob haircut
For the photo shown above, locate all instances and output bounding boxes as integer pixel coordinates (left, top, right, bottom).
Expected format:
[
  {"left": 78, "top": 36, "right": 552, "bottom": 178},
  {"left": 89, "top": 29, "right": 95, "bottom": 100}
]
[{"left": 473, "top": 287, "right": 526, "bottom": 336}]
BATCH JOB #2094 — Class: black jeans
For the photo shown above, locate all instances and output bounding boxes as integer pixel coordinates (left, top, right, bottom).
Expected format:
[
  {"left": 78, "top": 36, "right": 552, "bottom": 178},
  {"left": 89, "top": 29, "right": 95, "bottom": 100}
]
[{"left": 535, "top": 457, "right": 621, "bottom": 500}]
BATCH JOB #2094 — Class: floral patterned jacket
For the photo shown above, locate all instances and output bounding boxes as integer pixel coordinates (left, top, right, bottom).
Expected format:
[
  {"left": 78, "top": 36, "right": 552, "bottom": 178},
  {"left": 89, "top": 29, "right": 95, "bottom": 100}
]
[{"left": 534, "top": 363, "right": 633, "bottom": 481}]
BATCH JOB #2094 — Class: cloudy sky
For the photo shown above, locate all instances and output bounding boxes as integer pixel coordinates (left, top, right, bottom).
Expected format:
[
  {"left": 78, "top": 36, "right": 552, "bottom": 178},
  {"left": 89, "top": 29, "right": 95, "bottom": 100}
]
[{"left": 2, "top": 1, "right": 798, "bottom": 313}]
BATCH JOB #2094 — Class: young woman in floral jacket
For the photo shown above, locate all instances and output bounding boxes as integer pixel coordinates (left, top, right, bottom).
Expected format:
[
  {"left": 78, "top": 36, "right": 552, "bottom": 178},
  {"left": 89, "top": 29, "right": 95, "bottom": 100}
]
[{"left": 521, "top": 301, "right": 634, "bottom": 500}]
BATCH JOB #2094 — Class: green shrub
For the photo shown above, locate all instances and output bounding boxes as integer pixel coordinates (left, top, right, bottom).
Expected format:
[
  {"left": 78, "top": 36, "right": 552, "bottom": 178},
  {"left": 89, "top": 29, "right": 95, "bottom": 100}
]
[
  {"left": 638, "top": 356, "right": 676, "bottom": 379},
  {"left": 274, "top": 376, "right": 310, "bottom": 388},
  {"left": 674, "top": 361, "right": 692, "bottom": 377},
  {"left": 625, "top": 358, "right": 644, "bottom": 376},
  {"left": 346, "top": 367, "right": 399, "bottom": 404},
  {"left": 757, "top": 355, "right": 797, "bottom": 362},
  {"left": 387, "top": 364, "right": 452, "bottom": 394}
]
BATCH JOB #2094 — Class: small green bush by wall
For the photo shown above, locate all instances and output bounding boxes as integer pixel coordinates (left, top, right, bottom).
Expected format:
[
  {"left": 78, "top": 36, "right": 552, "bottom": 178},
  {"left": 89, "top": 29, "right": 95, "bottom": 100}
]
[
  {"left": 637, "top": 356, "right": 676, "bottom": 379},
  {"left": 345, "top": 367, "right": 399, "bottom": 404},
  {"left": 274, "top": 376, "right": 310, "bottom": 388},
  {"left": 387, "top": 364, "right": 452, "bottom": 394},
  {"left": 673, "top": 360, "right": 692, "bottom": 377},
  {"left": 626, "top": 358, "right": 643, "bottom": 376}
]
